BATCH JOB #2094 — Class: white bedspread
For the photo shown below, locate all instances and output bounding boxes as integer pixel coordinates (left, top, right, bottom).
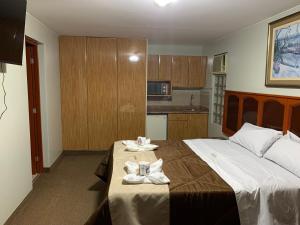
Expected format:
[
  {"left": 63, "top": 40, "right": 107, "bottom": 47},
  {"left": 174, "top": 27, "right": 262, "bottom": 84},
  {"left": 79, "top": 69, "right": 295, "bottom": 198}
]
[{"left": 184, "top": 139, "right": 300, "bottom": 225}]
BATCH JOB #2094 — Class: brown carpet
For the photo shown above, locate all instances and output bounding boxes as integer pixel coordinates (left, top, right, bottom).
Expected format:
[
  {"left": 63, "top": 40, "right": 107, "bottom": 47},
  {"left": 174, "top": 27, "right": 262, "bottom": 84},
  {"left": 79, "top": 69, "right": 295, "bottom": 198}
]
[{"left": 5, "top": 152, "right": 107, "bottom": 225}]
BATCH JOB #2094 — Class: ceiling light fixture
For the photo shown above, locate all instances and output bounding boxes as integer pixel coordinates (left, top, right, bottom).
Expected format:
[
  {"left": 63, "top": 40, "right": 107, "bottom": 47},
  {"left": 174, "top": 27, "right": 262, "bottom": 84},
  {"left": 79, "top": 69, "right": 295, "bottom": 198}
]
[{"left": 154, "top": 0, "right": 176, "bottom": 8}]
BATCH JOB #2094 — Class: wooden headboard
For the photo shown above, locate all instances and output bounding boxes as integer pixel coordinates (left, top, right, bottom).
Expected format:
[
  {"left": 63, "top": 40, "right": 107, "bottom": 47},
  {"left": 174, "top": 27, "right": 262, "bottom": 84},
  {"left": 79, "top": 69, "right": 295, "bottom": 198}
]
[{"left": 222, "top": 91, "right": 300, "bottom": 137}]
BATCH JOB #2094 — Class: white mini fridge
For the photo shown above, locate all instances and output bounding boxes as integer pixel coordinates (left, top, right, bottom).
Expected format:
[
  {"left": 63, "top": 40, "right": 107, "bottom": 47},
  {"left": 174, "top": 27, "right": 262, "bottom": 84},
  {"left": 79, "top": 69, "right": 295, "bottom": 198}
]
[{"left": 146, "top": 115, "right": 167, "bottom": 141}]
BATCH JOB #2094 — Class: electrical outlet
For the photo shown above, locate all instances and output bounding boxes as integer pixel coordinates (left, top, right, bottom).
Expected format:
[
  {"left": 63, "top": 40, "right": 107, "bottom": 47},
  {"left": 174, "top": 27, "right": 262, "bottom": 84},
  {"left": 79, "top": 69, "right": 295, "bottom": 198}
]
[{"left": 0, "top": 63, "right": 7, "bottom": 73}]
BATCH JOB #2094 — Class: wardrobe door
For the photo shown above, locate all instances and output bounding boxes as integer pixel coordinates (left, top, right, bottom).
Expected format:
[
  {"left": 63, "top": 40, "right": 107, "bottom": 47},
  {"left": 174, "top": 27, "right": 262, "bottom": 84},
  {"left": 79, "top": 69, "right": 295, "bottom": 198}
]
[
  {"left": 87, "top": 38, "right": 118, "bottom": 150},
  {"left": 117, "top": 38, "right": 147, "bottom": 140},
  {"left": 60, "top": 36, "right": 88, "bottom": 150}
]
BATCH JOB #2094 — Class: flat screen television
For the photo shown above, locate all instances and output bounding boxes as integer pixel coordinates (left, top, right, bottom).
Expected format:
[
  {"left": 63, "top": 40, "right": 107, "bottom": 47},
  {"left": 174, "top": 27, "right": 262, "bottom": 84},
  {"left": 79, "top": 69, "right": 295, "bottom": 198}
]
[{"left": 0, "top": 0, "right": 27, "bottom": 65}]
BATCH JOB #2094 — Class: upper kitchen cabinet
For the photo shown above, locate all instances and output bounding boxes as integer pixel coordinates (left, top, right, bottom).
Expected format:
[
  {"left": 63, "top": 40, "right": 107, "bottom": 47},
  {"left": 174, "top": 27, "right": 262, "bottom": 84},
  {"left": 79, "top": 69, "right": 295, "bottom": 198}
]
[
  {"left": 117, "top": 38, "right": 147, "bottom": 140},
  {"left": 159, "top": 55, "right": 172, "bottom": 81},
  {"left": 148, "top": 55, "right": 159, "bottom": 80},
  {"left": 171, "top": 56, "right": 189, "bottom": 88},
  {"left": 60, "top": 36, "right": 89, "bottom": 150},
  {"left": 147, "top": 54, "right": 207, "bottom": 88},
  {"left": 188, "top": 56, "right": 207, "bottom": 88}
]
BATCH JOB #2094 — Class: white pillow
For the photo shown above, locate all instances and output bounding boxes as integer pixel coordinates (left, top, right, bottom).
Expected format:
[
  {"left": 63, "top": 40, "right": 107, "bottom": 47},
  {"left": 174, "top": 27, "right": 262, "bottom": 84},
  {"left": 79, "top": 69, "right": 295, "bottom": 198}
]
[
  {"left": 264, "top": 137, "right": 300, "bottom": 178},
  {"left": 229, "top": 123, "right": 283, "bottom": 157},
  {"left": 286, "top": 131, "right": 300, "bottom": 144}
]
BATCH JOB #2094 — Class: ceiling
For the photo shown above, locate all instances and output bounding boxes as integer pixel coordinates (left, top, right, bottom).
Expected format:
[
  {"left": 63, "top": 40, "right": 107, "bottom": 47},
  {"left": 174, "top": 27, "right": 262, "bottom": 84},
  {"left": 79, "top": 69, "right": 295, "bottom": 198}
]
[{"left": 27, "top": 0, "right": 300, "bottom": 45}]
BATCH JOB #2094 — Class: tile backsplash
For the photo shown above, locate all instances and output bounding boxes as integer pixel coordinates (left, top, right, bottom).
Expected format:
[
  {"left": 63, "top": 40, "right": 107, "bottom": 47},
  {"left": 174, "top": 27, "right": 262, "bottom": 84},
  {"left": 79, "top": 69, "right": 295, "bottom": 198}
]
[{"left": 148, "top": 89, "right": 211, "bottom": 108}]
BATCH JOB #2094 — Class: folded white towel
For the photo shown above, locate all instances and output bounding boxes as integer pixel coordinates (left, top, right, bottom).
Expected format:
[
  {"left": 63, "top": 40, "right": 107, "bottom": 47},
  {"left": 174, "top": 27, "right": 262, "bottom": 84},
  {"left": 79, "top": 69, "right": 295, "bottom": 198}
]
[
  {"left": 123, "top": 172, "right": 170, "bottom": 185},
  {"left": 149, "top": 158, "right": 163, "bottom": 173},
  {"left": 125, "top": 161, "right": 139, "bottom": 174},
  {"left": 125, "top": 159, "right": 163, "bottom": 174},
  {"left": 123, "top": 159, "right": 170, "bottom": 185},
  {"left": 122, "top": 140, "right": 158, "bottom": 152}
]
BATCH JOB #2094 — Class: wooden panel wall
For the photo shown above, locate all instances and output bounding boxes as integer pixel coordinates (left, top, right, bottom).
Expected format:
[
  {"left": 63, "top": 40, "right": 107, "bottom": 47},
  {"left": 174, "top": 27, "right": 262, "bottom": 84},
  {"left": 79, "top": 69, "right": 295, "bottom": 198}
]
[
  {"left": 86, "top": 38, "right": 118, "bottom": 150},
  {"left": 60, "top": 36, "right": 88, "bottom": 150},
  {"left": 117, "top": 38, "right": 147, "bottom": 140}
]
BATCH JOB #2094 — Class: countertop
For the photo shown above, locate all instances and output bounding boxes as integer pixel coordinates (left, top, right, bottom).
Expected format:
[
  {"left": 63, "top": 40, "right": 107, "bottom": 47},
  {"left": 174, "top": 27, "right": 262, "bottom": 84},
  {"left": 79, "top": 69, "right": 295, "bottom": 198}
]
[{"left": 147, "top": 105, "right": 209, "bottom": 114}]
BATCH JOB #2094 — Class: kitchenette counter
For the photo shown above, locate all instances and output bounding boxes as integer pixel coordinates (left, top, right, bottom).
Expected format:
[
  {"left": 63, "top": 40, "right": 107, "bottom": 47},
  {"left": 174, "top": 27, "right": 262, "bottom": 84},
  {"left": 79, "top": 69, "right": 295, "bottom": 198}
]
[{"left": 147, "top": 105, "right": 209, "bottom": 115}]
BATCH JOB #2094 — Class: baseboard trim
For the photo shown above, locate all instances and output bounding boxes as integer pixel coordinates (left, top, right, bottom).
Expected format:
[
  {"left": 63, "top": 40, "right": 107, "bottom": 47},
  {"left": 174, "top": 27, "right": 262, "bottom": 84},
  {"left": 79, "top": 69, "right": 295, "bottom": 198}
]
[
  {"left": 62, "top": 150, "right": 109, "bottom": 155},
  {"left": 4, "top": 188, "right": 33, "bottom": 225},
  {"left": 43, "top": 152, "right": 63, "bottom": 173},
  {"left": 43, "top": 150, "right": 108, "bottom": 172}
]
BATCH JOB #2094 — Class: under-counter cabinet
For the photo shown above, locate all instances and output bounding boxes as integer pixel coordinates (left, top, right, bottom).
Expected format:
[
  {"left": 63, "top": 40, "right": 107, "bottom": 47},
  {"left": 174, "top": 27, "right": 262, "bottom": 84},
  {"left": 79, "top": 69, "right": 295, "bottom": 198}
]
[
  {"left": 168, "top": 113, "right": 208, "bottom": 140},
  {"left": 168, "top": 114, "right": 189, "bottom": 140},
  {"left": 187, "top": 114, "right": 208, "bottom": 138}
]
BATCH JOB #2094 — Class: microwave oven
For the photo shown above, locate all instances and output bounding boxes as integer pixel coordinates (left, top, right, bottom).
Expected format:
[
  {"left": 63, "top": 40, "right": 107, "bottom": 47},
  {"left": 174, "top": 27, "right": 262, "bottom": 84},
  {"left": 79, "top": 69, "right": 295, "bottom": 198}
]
[{"left": 147, "top": 81, "right": 171, "bottom": 96}]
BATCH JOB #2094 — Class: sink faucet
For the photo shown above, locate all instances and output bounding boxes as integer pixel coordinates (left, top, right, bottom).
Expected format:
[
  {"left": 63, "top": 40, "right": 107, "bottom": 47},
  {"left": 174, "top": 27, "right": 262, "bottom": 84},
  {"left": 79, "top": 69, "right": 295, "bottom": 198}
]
[{"left": 190, "top": 94, "right": 194, "bottom": 107}]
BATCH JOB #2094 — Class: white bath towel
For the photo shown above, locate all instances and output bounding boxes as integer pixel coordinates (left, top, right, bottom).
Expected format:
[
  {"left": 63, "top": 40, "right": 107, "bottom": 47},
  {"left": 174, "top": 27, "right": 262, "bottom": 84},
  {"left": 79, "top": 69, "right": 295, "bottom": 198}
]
[
  {"left": 122, "top": 140, "right": 159, "bottom": 152},
  {"left": 123, "top": 173, "right": 170, "bottom": 185},
  {"left": 123, "top": 159, "right": 170, "bottom": 185}
]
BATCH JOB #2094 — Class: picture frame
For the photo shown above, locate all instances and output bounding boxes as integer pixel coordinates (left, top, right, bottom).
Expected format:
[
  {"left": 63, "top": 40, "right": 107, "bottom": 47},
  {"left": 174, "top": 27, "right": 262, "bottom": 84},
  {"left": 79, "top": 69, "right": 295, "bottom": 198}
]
[{"left": 266, "top": 11, "right": 300, "bottom": 87}]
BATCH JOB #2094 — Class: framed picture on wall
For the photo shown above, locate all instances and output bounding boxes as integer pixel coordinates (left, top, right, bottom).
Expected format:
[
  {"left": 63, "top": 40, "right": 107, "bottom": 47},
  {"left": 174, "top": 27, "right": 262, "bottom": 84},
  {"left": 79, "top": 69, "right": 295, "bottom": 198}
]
[{"left": 266, "top": 11, "right": 300, "bottom": 87}]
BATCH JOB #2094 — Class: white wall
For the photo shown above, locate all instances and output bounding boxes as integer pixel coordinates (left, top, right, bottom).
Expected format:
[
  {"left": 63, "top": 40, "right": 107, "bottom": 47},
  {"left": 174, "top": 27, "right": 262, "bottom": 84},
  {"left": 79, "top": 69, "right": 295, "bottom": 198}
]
[
  {"left": 204, "top": 5, "right": 300, "bottom": 138},
  {"left": 25, "top": 14, "right": 62, "bottom": 167},
  {"left": 0, "top": 55, "right": 32, "bottom": 225},
  {"left": 0, "top": 13, "right": 62, "bottom": 225}
]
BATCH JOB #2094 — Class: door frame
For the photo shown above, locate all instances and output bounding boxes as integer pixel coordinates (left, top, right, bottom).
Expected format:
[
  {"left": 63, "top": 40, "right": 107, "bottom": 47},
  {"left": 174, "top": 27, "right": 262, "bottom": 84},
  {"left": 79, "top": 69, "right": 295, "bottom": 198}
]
[{"left": 25, "top": 36, "right": 44, "bottom": 174}]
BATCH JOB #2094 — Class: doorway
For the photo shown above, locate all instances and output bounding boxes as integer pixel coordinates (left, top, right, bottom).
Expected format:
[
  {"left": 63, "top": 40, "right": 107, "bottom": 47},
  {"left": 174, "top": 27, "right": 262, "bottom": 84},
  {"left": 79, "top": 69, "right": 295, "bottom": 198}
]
[{"left": 25, "top": 36, "right": 44, "bottom": 175}]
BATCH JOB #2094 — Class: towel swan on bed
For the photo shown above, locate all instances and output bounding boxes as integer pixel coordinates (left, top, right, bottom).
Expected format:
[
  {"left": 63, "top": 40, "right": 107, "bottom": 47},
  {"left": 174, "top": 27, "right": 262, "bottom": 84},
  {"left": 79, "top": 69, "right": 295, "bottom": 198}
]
[{"left": 123, "top": 159, "right": 170, "bottom": 185}]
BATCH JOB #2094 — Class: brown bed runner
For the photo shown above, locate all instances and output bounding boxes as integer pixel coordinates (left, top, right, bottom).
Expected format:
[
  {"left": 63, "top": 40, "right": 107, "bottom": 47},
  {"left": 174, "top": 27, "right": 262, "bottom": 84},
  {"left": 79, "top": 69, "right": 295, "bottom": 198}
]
[{"left": 154, "top": 141, "right": 240, "bottom": 225}]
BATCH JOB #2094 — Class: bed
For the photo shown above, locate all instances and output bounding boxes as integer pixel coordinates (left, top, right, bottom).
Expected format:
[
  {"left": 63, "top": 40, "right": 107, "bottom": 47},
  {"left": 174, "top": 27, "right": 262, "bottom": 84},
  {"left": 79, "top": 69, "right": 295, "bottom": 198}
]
[
  {"left": 86, "top": 91, "right": 300, "bottom": 225},
  {"left": 86, "top": 140, "right": 240, "bottom": 225}
]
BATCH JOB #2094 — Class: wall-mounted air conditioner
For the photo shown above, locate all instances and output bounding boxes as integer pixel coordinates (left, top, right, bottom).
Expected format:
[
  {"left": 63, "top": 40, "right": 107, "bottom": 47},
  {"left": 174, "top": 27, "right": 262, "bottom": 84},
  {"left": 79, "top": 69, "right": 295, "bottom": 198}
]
[{"left": 213, "top": 53, "right": 227, "bottom": 75}]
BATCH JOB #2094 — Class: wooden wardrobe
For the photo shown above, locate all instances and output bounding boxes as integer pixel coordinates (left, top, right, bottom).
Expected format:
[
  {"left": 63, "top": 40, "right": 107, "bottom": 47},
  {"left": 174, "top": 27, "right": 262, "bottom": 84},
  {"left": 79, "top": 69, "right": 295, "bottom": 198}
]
[{"left": 60, "top": 36, "right": 147, "bottom": 151}]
